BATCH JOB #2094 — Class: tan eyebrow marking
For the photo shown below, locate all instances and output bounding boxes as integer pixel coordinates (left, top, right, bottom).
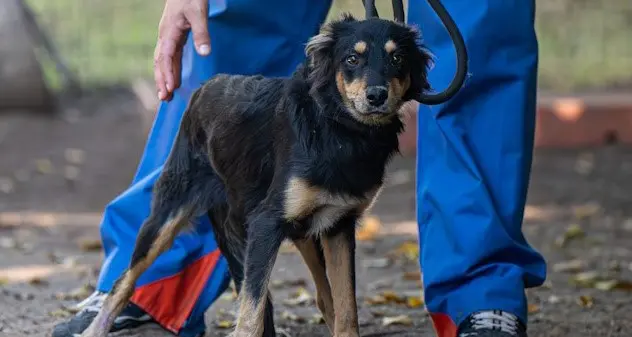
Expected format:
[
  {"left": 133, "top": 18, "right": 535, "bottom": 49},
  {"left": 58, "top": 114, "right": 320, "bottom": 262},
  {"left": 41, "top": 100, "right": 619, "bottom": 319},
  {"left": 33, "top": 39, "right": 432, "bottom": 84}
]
[
  {"left": 384, "top": 40, "right": 397, "bottom": 53},
  {"left": 354, "top": 41, "right": 367, "bottom": 54}
]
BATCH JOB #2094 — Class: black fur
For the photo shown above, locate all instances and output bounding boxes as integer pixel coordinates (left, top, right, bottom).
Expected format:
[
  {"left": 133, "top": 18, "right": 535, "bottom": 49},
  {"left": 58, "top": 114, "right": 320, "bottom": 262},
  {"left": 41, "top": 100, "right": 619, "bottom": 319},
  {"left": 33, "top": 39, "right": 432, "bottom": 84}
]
[{"left": 123, "top": 14, "right": 431, "bottom": 336}]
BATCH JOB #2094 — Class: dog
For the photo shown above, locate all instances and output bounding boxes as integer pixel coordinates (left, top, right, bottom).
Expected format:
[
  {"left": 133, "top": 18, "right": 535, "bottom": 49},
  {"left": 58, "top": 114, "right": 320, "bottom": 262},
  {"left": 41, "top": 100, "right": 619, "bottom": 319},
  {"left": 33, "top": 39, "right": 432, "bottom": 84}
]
[{"left": 80, "top": 13, "right": 431, "bottom": 337}]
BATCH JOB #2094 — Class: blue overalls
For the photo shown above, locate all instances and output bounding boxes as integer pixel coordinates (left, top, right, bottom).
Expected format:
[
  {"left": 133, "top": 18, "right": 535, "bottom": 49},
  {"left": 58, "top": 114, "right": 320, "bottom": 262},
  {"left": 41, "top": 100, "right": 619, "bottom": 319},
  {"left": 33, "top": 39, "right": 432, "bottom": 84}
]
[{"left": 96, "top": 1, "right": 546, "bottom": 336}]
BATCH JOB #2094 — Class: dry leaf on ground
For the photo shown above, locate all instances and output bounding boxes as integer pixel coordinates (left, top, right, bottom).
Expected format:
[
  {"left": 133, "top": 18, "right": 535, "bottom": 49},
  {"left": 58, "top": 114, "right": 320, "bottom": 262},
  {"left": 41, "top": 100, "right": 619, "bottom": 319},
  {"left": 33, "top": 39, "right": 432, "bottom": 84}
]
[
  {"left": 77, "top": 238, "right": 102, "bottom": 252},
  {"left": 283, "top": 287, "right": 314, "bottom": 306},
  {"left": 555, "top": 224, "right": 585, "bottom": 248},
  {"left": 271, "top": 278, "right": 308, "bottom": 289},
  {"left": 572, "top": 202, "right": 601, "bottom": 220},
  {"left": 308, "top": 313, "right": 325, "bottom": 325},
  {"left": 382, "top": 314, "right": 413, "bottom": 327},
  {"left": 357, "top": 215, "right": 381, "bottom": 241},
  {"left": 577, "top": 295, "right": 594, "bottom": 308},
  {"left": 389, "top": 241, "right": 419, "bottom": 262},
  {"left": 552, "top": 259, "right": 585, "bottom": 273},
  {"left": 528, "top": 303, "right": 539, "bottom": 314}
]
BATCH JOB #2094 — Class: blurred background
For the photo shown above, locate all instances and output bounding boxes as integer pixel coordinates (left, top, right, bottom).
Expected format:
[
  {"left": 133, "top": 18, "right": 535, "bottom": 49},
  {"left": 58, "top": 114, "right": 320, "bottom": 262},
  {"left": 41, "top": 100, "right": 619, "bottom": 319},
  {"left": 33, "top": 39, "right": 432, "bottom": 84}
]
[
  {"left": 11, "top": 0, "right": 632, "bottom": 93},
  {"left": 1, "top": 1, "right": 631, "bottom": 336}
]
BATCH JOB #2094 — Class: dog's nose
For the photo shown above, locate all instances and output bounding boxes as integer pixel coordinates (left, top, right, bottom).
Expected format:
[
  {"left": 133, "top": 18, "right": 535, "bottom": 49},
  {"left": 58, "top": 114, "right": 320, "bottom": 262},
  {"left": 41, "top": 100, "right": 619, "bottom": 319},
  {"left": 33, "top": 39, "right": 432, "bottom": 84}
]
[{"left": 366, "top": 86, "right": 388, "bottom": 107}]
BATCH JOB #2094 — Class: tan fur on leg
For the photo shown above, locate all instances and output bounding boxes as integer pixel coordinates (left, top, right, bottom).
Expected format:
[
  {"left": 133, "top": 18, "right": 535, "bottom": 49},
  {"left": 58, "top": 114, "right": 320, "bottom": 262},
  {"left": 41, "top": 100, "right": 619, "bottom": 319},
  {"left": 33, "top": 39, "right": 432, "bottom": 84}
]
[
  {"left": 81, "top": 211, "right": 188, "bottom": 337},
  {"left": 322, "top": 232, "right": 359, "bottom": 337},
  {"left": 294, "top": 239, "right": 335, "bottom": 333}
]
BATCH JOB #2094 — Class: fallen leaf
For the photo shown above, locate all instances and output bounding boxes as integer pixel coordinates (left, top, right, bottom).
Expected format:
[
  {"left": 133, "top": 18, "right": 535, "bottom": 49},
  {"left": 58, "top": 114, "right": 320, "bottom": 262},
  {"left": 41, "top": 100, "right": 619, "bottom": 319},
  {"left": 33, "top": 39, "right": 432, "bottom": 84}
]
[
  {"left": 402, "top": 271, "right": 422, "bottom": 281},
  {"left": 570, "top": 271, "right": 599, "bottom": 287},
  {"left": 527, "top": 303, "right": 539, "bottom": 314},
  {"left": 356, "top": 215, "right": 381, "bottom": 241},
  {"left": 555, "top": 224, "right": 585, "bottom": 248},
  {"left": 371, "top": 310, "right": 386, "bottom": 317},
  {"left": 381, "top": 291, "right": 407, "bottom": 304},
  {"left": 28, "top": 277, "right": 48, "bottom": 287},
  {"left": 390, "top": 241, "right": 419, "bottom": 261},
  {"left": 406, "top": 296, "right": 424, "bottom": 308},
  {"left": 283, "top": 287, "right": 314, "bottom": 306},
  {"left": 577, "top": 295, "right": 594, "bottom": 308},
  {"left": 595, "top": 279, "right": 632, "bottom": 292},
  {"left": 270, "top": 278, "right": 307, "bottom": 289},
  {"left": 55, "top": 284, "right": 95, "bottom": 301},
  {"left": 308, "top": 313, "right": 325, "bottom": 325},
  {"left": 552, "top": 259, "right": 585, "bottom": 273},
  {"left": 215, "top": 320, "right": 234, "bottom": 329},
  {"left": 77, "top": 238, "right": 102, "bottom": 252},
  {"left": 35, "top": 159, "right": 54, "bottom": 174},
  {"left": 572, "top": 203, "right": 600, "bottom": 220},
  {"left": 363, "top": 258, "right": 391, "bottom": 269},
  {"left": 281, "top": 310, "right": 305, "bottom": 323},
  {"left": 382, "top": 314, "right": 413, "bottom": 327}
]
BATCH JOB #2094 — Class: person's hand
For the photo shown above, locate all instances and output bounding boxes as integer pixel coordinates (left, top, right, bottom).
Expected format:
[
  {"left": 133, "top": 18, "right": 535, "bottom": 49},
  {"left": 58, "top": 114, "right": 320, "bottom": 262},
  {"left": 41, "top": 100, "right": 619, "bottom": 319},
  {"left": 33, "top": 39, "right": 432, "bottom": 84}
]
[{"left": 154, "top": 0, "right": 210, "bottom": 101}]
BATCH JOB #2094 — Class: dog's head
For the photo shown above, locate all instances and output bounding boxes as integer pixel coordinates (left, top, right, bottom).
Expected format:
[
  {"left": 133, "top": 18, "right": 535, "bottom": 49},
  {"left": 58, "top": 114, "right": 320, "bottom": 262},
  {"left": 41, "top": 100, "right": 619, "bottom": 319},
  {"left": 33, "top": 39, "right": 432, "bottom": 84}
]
[{"left": 305, "top": 14, "right": 432, "bottom": 125}]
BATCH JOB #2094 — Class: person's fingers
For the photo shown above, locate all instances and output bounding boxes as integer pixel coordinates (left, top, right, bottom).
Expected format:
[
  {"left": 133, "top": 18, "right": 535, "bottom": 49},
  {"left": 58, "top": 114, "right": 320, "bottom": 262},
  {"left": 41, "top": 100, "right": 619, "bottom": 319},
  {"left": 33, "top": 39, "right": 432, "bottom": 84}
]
[
  {"left": 153, "top": 42, "right": 168, "bottom": 100},
  {"left": 185, "top": 1, "right": 210, "bottom": 56},
  {"left": 160, "top": 35, "right": 179, "bottom": 96}
]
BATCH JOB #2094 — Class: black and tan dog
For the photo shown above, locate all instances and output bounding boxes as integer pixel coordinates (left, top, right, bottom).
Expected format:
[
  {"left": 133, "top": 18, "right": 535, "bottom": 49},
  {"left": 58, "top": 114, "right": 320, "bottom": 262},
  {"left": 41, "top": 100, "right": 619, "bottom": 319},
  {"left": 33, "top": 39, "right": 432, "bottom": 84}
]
[{"left": 81, "top": 14, "right": 432, "bottom": 337}]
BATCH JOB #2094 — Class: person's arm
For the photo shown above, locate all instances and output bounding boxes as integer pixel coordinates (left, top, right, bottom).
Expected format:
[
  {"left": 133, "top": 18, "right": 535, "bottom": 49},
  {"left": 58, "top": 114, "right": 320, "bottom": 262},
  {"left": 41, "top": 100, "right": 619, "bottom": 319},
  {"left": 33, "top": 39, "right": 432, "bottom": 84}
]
[{"left": 154, "top": 0, "right": 211, "bottom": 101}]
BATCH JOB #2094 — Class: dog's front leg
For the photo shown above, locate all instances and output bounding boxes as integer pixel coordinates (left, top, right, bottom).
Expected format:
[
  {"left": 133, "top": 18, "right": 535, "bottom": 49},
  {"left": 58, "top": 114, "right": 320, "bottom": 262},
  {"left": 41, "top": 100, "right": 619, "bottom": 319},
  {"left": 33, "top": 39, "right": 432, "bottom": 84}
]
[
  {"left": 321, "top": 219, "right": 359, "bottom": 337},
  {"left": 232, "top": 209, "right": 285, "bottom": 337},
  {"left": 294, "top": 238, "right": 335, "bottom": 334}
]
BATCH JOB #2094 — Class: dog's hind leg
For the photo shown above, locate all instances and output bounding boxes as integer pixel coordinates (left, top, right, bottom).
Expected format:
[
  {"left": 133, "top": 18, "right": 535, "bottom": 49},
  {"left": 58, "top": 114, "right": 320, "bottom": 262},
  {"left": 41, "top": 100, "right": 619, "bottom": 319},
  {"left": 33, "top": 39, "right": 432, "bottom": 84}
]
[
  {"left": 321, "top": 218, "right": 360, "bottom": 337},
  {"left": 231, "top": 209, "right": 285, "bottom": 337},
  {"left": 294, "top": 238, "right": 335, "bottom": 334},
  {"left": 209, "top": 208, "right": 278, "bottom": 337},
  {"left": 81, "top": 206, "right": 194, "bottom": 337},
  {"left": 81, "top": 117, "right": 224, "bottom": 337}
]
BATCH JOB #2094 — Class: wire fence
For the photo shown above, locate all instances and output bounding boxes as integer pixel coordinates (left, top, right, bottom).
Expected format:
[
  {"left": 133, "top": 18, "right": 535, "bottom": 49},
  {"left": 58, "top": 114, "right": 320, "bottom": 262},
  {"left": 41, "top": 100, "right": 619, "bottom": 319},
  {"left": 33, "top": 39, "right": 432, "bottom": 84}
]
[{"left": 24, "top": 0, "right": 632, "bottom": 93}]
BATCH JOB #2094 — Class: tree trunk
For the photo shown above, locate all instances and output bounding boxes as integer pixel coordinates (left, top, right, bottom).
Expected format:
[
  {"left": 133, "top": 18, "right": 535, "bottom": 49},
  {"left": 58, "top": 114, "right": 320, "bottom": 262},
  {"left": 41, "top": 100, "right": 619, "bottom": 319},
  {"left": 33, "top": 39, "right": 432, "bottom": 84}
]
[{"left": 0, "top": 0, "right": 55, "bottom": 112}]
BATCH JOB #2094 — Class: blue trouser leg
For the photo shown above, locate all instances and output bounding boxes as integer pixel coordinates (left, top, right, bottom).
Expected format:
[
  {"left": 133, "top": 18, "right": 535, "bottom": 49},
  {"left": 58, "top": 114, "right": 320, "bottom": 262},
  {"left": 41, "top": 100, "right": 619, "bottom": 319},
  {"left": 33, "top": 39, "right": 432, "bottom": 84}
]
[
  {"left": 408, "top": 0, "right": 547, "bottom": 335},
  {"left": 96, "top": 1, "right": 331, "bottom": 336}
]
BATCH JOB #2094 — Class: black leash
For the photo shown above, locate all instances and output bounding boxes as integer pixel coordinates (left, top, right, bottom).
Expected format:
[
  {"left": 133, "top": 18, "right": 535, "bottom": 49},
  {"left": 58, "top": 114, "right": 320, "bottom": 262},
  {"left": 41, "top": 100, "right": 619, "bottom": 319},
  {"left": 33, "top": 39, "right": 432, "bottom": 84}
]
[{"left": 363, "top": 0, "right": 468, "bottom": 106}]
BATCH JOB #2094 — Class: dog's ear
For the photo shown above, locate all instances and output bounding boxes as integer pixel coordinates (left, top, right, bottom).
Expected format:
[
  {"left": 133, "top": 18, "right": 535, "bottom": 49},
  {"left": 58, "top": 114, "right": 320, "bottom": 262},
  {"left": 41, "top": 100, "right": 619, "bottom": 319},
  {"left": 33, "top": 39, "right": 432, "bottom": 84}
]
[
  {"left": 305, "top": 23, "right": 336, "bottom": 93},
  {"left": 402, "top": 27, "right": 433, "bottom": 102}
]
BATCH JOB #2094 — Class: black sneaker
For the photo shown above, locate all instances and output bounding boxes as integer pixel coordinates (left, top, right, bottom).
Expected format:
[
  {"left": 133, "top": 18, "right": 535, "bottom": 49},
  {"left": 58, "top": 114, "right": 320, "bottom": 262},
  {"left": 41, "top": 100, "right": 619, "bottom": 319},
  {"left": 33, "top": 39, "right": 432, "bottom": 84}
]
[
  {"left": 52, "top": 291, "right": 154, "bottom": 337},
  {"left": 457, "top": 310, "right": 527, "bottom": 337}
]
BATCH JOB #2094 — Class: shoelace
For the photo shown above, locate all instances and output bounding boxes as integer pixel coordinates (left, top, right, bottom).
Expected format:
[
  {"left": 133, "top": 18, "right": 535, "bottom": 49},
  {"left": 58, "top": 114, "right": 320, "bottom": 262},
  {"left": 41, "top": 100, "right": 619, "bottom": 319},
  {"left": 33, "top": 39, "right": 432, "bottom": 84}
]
[
  {"left": 466, "top": 311, "right": 520, "bottom": 336},
  {"left": 75, "top": 291, "right": 106, "bottom": 313}
]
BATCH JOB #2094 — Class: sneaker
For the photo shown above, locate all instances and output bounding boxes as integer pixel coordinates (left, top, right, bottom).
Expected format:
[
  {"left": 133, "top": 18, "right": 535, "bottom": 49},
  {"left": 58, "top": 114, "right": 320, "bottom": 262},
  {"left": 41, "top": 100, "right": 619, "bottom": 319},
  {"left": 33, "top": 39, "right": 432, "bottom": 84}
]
[
  {"left": 52, "top": 291, "right": 154, "bottom": 337},
  {"left": 457, "top": 310, "right": 527, "bottom": 337}
]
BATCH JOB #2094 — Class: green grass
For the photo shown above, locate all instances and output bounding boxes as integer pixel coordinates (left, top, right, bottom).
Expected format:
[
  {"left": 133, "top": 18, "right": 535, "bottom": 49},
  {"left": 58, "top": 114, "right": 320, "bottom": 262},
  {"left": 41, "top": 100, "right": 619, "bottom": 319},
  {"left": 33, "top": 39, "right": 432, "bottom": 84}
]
[{"left": 26, "top": 0, "right": 632, "bottom": 93}]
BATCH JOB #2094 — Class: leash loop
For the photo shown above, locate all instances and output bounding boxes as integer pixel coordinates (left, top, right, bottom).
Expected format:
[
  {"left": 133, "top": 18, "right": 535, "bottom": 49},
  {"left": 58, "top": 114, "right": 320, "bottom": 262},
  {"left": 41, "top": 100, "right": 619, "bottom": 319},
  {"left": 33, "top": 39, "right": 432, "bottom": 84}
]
[{"left": 363, "top": 0, "right": 468, "bottom": 105}]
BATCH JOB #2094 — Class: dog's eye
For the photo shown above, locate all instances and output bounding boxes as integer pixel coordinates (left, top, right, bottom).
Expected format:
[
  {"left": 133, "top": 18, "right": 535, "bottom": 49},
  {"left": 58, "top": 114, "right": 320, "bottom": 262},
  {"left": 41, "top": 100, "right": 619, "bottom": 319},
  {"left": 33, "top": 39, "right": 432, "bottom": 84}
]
[
  {"left": 391, "top": 54, "right": 402, "bottom": 66},
  {"left": 346, "top": 55, "right": 359, "bottom": 66}
]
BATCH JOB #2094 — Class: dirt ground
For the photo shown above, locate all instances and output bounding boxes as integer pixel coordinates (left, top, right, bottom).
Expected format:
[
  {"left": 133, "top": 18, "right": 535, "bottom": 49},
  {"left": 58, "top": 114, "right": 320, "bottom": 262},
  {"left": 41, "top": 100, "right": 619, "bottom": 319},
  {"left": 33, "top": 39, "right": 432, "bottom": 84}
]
[{"left": 1, "top": 89, "right": 632, "bottom": 337}]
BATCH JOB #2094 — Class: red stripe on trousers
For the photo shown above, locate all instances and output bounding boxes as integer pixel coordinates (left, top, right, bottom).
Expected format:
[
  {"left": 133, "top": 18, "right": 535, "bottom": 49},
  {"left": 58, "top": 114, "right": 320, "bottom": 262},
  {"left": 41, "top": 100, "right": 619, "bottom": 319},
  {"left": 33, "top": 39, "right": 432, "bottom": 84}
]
[{"left": 130, "top": 250, "right": 222, "bottom": 333}]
